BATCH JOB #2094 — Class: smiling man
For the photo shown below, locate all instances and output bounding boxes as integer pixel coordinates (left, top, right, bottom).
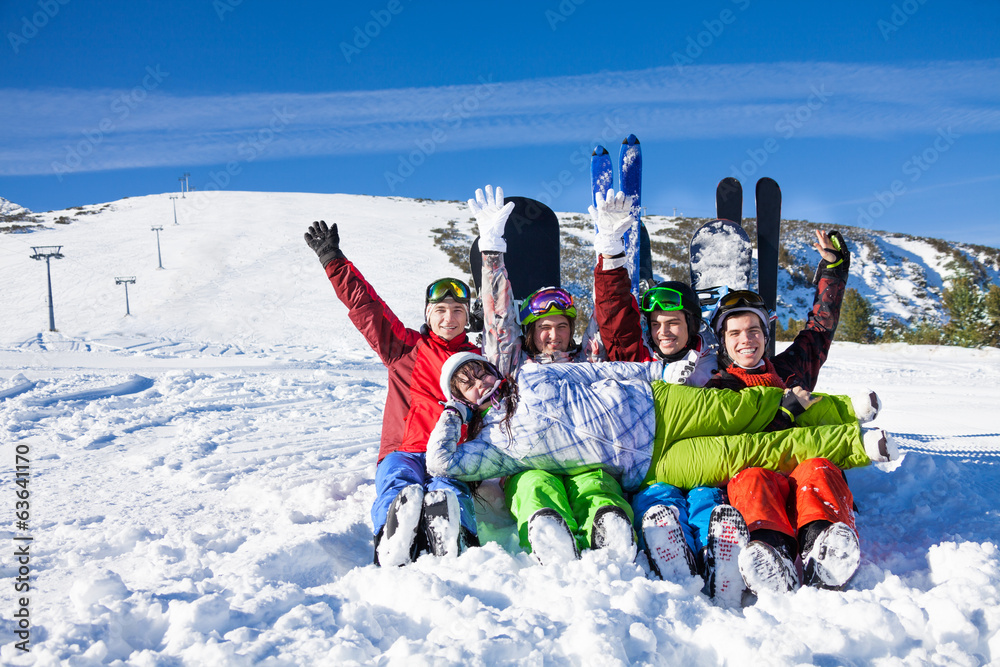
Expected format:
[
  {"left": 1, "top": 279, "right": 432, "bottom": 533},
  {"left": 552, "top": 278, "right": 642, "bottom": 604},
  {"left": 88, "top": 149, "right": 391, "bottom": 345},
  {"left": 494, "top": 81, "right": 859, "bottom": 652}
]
[
  {"left": 719, "top": 310, "right": 768, "bottom": 368},
  {"left": 519, "top": 288, "right": 577, "bottom": 360},
  {"left": 707, "top": 230, "right": 846, "bottom": 393},
  {"left": 426, "top": 298, "right": 469, "bottom": 342},
  {"left": 304, "top": 219, "right": 481, "bottom": 567},
  {"left": 705, "top": 230, "right": 870, "bottom": 597}
]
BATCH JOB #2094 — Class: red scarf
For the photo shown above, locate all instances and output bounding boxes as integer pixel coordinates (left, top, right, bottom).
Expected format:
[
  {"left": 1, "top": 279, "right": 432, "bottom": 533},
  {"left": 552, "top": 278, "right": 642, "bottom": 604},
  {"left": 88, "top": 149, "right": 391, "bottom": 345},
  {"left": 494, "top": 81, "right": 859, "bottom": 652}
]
[{"left": 724, "top": 357, "right": 787, "bottom": 389}]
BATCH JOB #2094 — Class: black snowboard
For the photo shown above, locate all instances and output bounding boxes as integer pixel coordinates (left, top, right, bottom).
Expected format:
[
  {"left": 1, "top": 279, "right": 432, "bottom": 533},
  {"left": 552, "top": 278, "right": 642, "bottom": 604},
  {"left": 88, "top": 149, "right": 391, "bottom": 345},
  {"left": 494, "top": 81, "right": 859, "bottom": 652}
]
[
  {"left": 716, "top": 177, "right": 743, "bottom": 225},
  {"left": 469, "top": 196, "right": 560, "bottom": 299},
  {"left": 755, "top": 178, "right": 781, "bottom": 356}
]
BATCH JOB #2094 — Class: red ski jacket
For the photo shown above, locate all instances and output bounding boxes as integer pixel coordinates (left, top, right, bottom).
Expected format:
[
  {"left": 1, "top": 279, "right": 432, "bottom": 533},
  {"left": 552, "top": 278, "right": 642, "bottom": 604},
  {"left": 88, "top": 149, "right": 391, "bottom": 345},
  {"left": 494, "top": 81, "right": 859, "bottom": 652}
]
[
  {"left": 593, "top": 261, "right": 656, "bottom": 363},
  {"left": 325, "top": 258, "right": 478, "bottom": 462}
]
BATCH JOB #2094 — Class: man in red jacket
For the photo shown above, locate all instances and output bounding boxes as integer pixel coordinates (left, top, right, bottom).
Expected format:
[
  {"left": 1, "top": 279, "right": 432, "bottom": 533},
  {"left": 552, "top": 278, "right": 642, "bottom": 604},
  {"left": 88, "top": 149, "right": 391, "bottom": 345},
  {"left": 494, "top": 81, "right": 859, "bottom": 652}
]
[
  {"left": 305, "top": 220, "right": 480, "bottom": 566},
  {"left": 703, "top": 231, "right": 890, "bottom": 595}
]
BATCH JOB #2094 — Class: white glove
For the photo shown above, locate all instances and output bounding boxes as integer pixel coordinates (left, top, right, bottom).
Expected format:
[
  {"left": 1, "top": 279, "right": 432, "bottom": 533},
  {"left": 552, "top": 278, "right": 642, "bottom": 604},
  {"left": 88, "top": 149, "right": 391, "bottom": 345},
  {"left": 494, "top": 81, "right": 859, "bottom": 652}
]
[
  {"left": 468, "top": 184, "right": 515, "bottom": 253},
  {"left": 661, "top": 349, "right": 699, "bottom": 385},
  {"left": 442, "top": 398, "right": 473, "bottom": 424},
  {"left": 589, "top": 188, "right": 635, "bottom": 257}
]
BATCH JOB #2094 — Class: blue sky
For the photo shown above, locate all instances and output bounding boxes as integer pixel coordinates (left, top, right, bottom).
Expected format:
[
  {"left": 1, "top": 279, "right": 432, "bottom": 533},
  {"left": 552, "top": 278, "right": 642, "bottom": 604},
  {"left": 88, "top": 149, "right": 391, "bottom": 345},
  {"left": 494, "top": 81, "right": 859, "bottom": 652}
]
[{"left": 2, "top": 0, "right": 999, "bottom": 246}]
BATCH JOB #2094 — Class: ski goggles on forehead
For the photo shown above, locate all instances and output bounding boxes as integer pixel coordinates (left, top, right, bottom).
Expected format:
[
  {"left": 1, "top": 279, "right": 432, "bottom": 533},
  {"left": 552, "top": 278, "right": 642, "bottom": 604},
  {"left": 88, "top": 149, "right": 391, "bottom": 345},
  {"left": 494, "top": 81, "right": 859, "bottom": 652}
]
[
  {"left": 717, "top": 289, "right": 768, "bottom": 310},
  {"left": 639, "top": 287, "right": 686, "bottom": 313},
  {"left": 518, "top": 287, "right": 577, "bottom": 324},
  {"left": 426, "top": 278, "right": 471, "bottom": 304}
]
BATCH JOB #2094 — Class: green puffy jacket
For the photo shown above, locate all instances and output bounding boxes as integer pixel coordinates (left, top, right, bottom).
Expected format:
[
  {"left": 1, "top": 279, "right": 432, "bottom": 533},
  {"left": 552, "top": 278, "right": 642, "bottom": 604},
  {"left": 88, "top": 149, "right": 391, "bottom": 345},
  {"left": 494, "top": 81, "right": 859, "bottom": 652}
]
[{"left": 644, "top": 383, "right": 870, "bottom": 489}]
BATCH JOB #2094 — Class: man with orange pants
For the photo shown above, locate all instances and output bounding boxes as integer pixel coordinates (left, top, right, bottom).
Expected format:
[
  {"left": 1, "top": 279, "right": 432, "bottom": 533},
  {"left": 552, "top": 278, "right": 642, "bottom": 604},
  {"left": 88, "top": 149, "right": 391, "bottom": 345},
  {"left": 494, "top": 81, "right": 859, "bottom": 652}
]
[{"left": 706, "top": 231, "right": 885, "bottom": 594}]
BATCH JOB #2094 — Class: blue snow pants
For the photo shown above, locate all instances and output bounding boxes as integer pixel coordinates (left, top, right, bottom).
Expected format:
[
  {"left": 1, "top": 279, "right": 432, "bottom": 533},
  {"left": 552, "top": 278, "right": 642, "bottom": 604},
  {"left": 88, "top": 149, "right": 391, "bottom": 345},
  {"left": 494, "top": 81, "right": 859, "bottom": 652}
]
[
  {"left": 371, "top": 451, "right": 478, "bottom": 536},
  {"left": 631, "top": 483, "right": 724, "bottom": 556}
]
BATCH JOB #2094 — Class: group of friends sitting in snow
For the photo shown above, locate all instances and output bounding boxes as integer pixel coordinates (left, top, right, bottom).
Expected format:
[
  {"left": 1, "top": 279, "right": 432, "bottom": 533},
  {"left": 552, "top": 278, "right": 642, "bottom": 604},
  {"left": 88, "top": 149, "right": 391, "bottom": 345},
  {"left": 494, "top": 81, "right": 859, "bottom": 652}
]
[{"left": 303, "top": 183, "right": 896, "bottom": 606}]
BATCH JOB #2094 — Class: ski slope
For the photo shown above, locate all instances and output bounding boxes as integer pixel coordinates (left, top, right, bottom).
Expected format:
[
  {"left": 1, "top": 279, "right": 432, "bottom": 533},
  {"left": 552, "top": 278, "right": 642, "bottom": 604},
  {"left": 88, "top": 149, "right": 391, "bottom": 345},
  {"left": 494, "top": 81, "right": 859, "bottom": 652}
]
[{"left": 1, "top": 191, "right": 999, "bottom": 665}]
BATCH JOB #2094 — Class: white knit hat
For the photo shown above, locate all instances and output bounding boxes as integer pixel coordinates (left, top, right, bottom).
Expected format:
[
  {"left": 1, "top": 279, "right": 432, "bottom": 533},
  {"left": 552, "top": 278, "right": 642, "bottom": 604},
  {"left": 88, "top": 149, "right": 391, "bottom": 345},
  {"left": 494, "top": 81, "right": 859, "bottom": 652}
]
[{"left": 439, "top": 351, "right": 491, "bottom": 400}]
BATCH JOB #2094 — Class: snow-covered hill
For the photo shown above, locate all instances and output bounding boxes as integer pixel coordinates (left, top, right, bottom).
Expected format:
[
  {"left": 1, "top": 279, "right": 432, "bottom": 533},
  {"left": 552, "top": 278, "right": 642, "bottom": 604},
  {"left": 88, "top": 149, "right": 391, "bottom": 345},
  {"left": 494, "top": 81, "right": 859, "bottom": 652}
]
[
  {"left": 1, "top": 191, "right": 1000, "bottom": 665},
  {"left": 6, "top": 191, "right": 997, "bottom": 341},
  {"left": 0, "top": 196, "right": 31, "bottom": 218}
]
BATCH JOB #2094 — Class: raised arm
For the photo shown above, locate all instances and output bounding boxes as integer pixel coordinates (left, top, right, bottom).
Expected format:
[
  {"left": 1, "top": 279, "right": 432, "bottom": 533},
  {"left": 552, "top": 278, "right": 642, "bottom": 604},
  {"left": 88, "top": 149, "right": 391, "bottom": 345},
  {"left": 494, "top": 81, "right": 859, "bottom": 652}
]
[
  {"left": 775, "top": 230, "right": 849, "bottom": 390},
  {"left": 591, "top": 189, "right": 650, "bottom": 362},
  {"left": 469, "top": 185, "right": 522, "bottom": 378},
  {"left": 305, "top": 220, "right": 418, "bottom": 365}
]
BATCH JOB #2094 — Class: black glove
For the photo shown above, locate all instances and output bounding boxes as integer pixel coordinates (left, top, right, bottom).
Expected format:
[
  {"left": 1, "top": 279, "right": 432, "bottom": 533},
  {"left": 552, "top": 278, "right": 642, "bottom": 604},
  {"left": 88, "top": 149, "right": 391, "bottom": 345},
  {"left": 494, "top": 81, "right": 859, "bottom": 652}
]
[
  {"left": 813, "top": 230, "right": 850, "bottom": 283},
  {"left": 468, "top": 297, "right": 484, "bottom": 333},
  {"left": 304, "top": 220, "right": 345, "bottom": 268},
  {"left": 780, "top": 388, "right": 808, "bottom": 420}
]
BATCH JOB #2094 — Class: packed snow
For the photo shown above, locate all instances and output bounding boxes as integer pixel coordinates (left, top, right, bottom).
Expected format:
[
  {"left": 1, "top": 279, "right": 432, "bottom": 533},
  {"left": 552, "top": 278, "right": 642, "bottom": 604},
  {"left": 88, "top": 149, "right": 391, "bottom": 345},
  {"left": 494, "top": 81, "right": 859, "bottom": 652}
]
[{"left": 1, "top": 191, "right": 999, "bottom": 665}]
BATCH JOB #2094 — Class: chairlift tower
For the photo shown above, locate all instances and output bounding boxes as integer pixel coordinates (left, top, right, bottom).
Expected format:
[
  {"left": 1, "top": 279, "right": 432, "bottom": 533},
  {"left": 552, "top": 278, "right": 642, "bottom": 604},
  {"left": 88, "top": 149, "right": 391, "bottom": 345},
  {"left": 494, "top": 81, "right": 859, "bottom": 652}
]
[
  {"left": 151, "top": 226, "right": 164, "bottom": 269},
  {"left": 29, "top": 245, "right": 64, "bottom": 332},
  {"left": 169, "top": 194, "right": 179, "bottom": 225},
  {"left": 115, "top": 276, "right": 136, "bottom": 316}
]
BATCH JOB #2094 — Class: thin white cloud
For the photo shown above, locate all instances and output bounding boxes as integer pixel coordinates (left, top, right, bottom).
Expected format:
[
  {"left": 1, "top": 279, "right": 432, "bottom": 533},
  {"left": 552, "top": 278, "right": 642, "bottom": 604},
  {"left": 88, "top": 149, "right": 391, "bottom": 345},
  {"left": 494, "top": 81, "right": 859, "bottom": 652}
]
[
  {"left": 832, "top": 173, "right": 1000, "bottom": 206},
  {"left": 1, "top": 59, "right": 998, "bottom": 176}
]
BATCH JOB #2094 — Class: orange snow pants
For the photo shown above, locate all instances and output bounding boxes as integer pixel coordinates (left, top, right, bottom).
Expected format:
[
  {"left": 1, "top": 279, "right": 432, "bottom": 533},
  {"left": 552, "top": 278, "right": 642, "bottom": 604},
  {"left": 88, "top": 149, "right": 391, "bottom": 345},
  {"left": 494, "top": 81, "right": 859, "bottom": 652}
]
[{"left": 727, "top": 458, "right": 855, "bottom": 540}]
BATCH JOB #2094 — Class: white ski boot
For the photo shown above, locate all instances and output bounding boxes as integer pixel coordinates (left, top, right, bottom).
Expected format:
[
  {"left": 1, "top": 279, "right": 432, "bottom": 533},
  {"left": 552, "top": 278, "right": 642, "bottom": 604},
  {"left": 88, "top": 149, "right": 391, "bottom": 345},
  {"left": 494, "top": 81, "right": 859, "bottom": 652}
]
[
  {"left": 641, "top": 504, "right": 696, "bottom": 581},
  {"left": 704, "top": 505, "right": 750, "bottom": 607},
  {"left": 376, "top": 484, "right": 424, "bottom": 567},
  {"left": 527, "top": 508, "right": 579, "bottom": 565},
  {"left": 592, "top": 505, "right": 637, "bottom": 562}
]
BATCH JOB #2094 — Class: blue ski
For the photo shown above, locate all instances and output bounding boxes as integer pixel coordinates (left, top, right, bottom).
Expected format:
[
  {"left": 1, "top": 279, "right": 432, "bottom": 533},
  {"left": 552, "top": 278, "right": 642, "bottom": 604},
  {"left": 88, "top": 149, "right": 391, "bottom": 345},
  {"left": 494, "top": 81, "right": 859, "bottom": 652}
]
[
  {"left": 619, "top": 134, "right": 643, "bottom": 299},
  {"left": 591, "top": 145, "right": 614, "bottom": 259},
  {"left": 591, "top": 145, "right": 613, "bottom": 207}
]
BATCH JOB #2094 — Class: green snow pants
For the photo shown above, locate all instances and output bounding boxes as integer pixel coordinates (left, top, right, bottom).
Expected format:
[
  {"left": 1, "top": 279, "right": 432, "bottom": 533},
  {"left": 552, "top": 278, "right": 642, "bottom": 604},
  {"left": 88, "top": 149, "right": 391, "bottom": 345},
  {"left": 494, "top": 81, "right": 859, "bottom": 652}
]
[{"left": 505, "top": 468, "right": 634, "bottom": 553}]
